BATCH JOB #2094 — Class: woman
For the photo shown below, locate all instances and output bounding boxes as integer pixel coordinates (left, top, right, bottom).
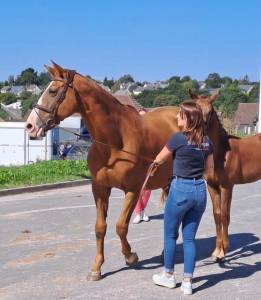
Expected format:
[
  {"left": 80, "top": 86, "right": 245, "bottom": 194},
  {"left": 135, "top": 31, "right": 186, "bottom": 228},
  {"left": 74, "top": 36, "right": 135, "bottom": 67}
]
[{"left": 152, "top": 100, "right": 213, "bottom": 295}]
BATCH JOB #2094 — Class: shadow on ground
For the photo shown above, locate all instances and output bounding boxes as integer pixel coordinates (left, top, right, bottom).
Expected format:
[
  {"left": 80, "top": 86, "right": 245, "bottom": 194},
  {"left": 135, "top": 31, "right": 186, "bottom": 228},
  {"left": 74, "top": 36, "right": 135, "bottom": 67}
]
[{"left": 102, "top": 232, "right": 260, "bottom": 285}]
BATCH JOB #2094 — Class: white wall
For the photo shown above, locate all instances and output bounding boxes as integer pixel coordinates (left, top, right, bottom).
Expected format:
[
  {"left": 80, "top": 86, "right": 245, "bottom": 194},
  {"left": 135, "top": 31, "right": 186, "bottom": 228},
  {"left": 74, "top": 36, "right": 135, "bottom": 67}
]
[
  {"left": 0, "top": 122, "right": 52, "bottom": 166},
  {"left": 0, "top": 115, "right": 82, "bottom": 166}
]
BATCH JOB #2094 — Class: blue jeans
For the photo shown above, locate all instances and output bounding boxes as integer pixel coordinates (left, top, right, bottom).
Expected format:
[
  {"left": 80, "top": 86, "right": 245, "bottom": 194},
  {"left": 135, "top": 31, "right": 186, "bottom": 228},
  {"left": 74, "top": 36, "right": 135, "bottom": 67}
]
[{"left": 164, "top": 177, "right": 207, "bottom": 277}]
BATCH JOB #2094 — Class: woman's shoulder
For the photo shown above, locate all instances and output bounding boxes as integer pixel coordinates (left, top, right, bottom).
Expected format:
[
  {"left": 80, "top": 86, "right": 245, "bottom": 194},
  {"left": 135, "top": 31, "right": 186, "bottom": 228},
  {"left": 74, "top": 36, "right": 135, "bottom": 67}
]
[
  {"left": 168, "top": 132, "right": 187, "bottom": 145},
  {"left": 172, "top": 132, "right": 186, "bottom": 139}
]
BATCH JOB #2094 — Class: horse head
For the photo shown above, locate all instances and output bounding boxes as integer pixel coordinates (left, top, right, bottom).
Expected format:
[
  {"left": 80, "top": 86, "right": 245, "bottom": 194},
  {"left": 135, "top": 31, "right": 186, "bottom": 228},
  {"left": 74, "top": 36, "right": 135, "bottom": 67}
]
[
  {"left": 26, "top": 61, "right": 79, "bottom": 139},
  {"left": 188, "top": 89, "right": 220, "bottom": 128}
]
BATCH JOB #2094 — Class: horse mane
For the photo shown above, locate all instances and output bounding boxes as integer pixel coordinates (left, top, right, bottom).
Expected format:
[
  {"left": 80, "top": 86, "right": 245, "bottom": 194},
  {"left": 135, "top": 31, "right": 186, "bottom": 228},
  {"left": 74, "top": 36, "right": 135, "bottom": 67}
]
[
  {"left": 78, "top": 73, "right": 140, "bottom": 115},
  {"left": 212, "top": 109, "right": 241, "bottom": 140}
]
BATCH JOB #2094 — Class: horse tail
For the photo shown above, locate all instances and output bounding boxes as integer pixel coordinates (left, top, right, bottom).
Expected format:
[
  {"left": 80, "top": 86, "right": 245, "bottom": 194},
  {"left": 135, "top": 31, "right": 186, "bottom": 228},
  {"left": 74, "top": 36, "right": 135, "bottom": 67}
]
[
  {"left": 159, "top": 177, "right": 173, "bottom": 207},
  {"left": 159, "top": 185, "right": 169, "bottom": 207}
]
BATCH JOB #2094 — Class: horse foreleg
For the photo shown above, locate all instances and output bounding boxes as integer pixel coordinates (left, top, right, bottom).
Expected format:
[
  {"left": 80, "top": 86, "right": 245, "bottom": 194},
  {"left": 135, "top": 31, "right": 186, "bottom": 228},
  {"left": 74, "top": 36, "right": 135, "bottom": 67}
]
[
  {"left": 116, "top": 190, "right": 139, "bottom": 266},
  {"left": 219, "top": 186, "right": 233, "bottom": 259},
  {"left": 87, "top": 181, "right": 111, "bottom": 281},
  {"left": 207, "top": 184, "right": 223, "bottom": 258}
]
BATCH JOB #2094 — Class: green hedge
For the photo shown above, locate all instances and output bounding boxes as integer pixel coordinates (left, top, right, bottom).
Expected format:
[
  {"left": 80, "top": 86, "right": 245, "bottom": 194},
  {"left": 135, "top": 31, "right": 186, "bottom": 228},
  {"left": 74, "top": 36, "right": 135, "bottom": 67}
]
[{"left": 0, "top": 159, "right": 90, "bottom": 189}]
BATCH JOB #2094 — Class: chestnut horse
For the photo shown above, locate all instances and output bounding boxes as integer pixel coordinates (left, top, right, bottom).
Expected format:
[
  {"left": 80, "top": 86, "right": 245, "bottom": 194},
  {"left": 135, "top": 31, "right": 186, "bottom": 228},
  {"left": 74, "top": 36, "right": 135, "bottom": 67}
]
[
  {"left": 190, "top": 91, "right": 261, "bottom": 260},
  {"left": 25, "top": 62, "right": 180, "bottom": 280}
]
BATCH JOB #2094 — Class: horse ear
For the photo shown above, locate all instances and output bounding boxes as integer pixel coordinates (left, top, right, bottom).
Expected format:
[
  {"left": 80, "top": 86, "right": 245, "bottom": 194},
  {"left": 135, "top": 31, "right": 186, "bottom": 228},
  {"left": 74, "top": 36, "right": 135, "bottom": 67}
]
[
  {"left": 44, "top": 64, "right": 56, "bottom": 77},
  {"left": 51, "top": 60, "right": 65, "bottom": 77},
  {"left": 188, "top": 89, "right": 198, "bottom": 100},
  {"left": 209, "top": 90, "right": 220, "bottom": 104}
]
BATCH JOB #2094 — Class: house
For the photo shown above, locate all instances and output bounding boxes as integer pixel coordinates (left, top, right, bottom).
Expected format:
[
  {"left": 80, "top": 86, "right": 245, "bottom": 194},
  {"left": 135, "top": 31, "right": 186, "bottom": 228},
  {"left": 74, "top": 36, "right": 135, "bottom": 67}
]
[
  {"left": 0, "top": 102, "right": 22, "bottom": 120},
  {"left": 233, "top": 103, "right": 258, "bottom": 134},
  {"left": 1, "top": 84, "right": 42, "bottom": 96},
  {"left": 9, "top": 86, "right": 25, "bottom": 96},
  {"left": 114, "top": 89, "right": 132, "bottom": 97},
  {"left": 143, "top": 83, "right": 156, "bottom": 91},
  {"left": 132, "top": 86, "right": 144, "bottom": 96},
  {"left": 113, "top": 94, "right": 144, "bottom": 112},
  {"left": 198, "top": 81, "right": 207, "bottom": 90},
  {"left": 0, "top": 86, "right": 11, "bottom": 93},
  {"left": 208, "top": 88, "right": 221, "bottom": 95},
  {"left": 238, "top": 84, "right": 254, "bottom": 94},
  {"left": 25, "top": 84, "right": 42, "bottom": 95},
  {"left": 5, "top": 100, "right": 22, "bottom": 110},
  {"left": 98, "top": 83, "right": 111, "bottom": 92},
  {"left": 155, "top": 81, "right": 169, "bottom": 89}
]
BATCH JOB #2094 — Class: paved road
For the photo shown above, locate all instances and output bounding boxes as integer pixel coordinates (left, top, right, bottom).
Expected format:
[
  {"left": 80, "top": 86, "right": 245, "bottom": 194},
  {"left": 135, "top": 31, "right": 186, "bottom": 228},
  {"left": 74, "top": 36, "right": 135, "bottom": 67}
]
[{"left": 0, "top": 181, "right": 260, "bottom": 300}]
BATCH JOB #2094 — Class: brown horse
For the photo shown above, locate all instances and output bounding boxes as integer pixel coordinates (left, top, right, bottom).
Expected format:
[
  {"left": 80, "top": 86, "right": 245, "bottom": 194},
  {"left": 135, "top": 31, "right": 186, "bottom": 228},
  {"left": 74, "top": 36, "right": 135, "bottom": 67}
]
[
  {"left": 25, "top": 62, "right": 180, "bottom": 280},
  {"left": 190, "top": 90, "right": 261, "bottom": 260}
]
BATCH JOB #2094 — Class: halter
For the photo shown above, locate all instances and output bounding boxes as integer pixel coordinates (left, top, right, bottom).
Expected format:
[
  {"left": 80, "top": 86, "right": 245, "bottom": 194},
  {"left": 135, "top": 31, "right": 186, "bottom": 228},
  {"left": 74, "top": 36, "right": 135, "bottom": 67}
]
[{"left": 33, "top": 70, "right": 77, "bottom": 133}]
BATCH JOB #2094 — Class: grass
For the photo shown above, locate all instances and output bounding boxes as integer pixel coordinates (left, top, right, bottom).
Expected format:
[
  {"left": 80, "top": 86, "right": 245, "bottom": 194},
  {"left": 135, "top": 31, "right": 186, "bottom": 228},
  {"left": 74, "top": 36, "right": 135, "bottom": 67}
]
[
  {"left": 0, "top": 159, "right": 90, "bottom": 190},
  {"left": 0, "top": 107, "right": 9, "bottom": 120}
]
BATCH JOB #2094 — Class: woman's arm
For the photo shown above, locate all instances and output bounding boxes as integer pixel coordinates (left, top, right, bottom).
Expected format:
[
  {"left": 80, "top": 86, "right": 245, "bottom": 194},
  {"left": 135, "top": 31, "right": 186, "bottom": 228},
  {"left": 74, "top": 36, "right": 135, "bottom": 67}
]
[{"left": 154, "top": 146, "right": 172, "bottom": 165}]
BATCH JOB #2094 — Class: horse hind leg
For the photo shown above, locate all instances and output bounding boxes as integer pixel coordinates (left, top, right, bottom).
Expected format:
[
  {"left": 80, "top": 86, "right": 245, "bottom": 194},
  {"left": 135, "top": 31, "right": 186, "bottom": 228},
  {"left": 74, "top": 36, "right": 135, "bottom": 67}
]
[
  {"left": 116, "top": 190, "right": 140, "bottom": 266},
  {"left": 207, "top": 184, "right": 223, "bottom": 259},
  {"left": 87, "top": 181, "right": 111, "bottom": 281}
]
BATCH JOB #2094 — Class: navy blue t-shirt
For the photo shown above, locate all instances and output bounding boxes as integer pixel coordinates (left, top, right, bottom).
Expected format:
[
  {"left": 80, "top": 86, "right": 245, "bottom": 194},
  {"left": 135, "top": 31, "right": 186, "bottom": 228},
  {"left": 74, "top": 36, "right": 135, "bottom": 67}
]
[{"left": 166, "top": 132, "right": 213, "bottom": 178}]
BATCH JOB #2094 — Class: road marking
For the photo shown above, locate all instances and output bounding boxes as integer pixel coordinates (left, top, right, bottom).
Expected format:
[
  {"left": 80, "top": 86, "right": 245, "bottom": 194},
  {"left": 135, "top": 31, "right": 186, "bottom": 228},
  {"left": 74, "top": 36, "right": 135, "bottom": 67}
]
[
  {"left": 2, "top": 204, "right": 96, "bottom": 217},
  {"left": 0, "top": 194, "right": 124, "bottom": 204}
]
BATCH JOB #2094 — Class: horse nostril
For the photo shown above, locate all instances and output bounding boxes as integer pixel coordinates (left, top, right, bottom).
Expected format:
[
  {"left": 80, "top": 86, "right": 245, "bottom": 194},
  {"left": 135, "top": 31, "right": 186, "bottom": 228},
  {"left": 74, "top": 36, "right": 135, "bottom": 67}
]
[{"left": 26, "top": 123, "right": 34, "bottom": 132}]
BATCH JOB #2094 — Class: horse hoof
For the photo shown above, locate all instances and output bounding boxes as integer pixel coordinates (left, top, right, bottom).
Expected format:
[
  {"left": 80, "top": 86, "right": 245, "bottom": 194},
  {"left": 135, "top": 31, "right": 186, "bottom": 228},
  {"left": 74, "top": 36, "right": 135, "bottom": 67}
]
[
  {"left": 212, "top": 253, "right": 225, "bottom": 263},
  {"left": 216, "top": 257, "right": 225, "bottom": 263},
  {"left": 86, "top": 271, "right": 102, "bottom": 281},
  {"left": 125, "top": 252, "right": 139, "bottom": 266},
  {"left": 212, "top": 249, "right": 221, "bottom": 258}
]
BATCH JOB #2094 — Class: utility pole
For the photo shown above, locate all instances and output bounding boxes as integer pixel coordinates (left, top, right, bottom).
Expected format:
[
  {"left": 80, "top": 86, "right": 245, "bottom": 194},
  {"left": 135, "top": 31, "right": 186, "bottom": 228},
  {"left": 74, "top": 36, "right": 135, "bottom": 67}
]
[{"left": 257, "top": 71, "right": 261, "bottom": 133}]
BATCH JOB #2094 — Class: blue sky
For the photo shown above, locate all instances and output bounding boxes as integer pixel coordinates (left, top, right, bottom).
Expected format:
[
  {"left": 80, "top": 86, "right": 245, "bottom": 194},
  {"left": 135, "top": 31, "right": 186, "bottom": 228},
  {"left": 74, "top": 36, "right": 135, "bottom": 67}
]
[{"left": 0, "top": 0, "right": 260, "bottom": 82}]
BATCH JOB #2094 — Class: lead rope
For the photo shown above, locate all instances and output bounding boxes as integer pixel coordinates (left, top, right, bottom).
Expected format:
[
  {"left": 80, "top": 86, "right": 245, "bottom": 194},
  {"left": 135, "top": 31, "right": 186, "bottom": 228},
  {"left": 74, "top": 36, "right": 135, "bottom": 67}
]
[
  {"left": 56, "top": 126, "right": 158, "bottom": 194},
  {"left": 56, "top": 125, "right": 155, "bottom": 163},
  {"left": 138, "top": 162, "right": 159, "bottom": 200}
]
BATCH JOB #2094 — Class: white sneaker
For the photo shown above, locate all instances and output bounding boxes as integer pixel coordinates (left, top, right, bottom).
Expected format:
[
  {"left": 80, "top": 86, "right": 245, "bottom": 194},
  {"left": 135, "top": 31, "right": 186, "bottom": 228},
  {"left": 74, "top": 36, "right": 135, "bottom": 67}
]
[
  {"left": 152, "top": 271, "right": 176, "bottom": 289},
  {"left": 133, "top": 213, "right": 142, "bottom": 224},
  {"left": 141, "top": 210, "right": 149, "bottom": 222},
  {"left": 181, "top": 280, "right": 193, "bottom": 295}
]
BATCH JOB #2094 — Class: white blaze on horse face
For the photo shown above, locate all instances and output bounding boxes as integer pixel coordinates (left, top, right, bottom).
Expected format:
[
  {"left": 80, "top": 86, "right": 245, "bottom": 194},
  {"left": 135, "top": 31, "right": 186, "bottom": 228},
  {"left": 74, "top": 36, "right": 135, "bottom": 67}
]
[{"left": 26, "top": 82, "right": 53, "bottom": 137}]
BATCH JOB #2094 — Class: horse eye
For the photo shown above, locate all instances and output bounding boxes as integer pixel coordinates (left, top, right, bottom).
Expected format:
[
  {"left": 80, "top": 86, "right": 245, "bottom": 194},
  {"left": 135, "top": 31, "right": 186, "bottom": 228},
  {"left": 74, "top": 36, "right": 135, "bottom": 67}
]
[{"left": 49, "top": 88, "right": 58, "bottom": 96}]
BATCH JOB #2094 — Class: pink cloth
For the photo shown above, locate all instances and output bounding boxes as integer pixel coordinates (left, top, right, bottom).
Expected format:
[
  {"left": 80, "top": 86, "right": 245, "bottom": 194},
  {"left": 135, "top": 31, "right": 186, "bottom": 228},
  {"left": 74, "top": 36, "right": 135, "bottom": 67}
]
[{"left": 135, "top": 190, "right": 151, "bottom": 214}]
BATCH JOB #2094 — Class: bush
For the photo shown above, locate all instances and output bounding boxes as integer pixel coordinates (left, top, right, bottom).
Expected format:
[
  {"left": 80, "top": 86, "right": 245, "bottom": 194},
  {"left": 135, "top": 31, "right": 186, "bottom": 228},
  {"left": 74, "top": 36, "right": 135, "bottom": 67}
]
[{"left": 0, "top": 93, "right": 17, "bottom": 105}]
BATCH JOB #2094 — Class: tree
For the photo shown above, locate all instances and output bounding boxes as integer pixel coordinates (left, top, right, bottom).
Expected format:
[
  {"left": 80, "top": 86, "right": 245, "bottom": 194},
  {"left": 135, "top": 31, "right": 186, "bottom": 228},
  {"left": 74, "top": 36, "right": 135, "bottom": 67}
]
[
  {"left": 8, "top": 75, "right": 15, "bottom": 85},
  {"left": 21, "top": 94, "right": 38, "bottom": 116},
  {"left": 20, "top": 91, "right": 33, "bottom": 100},
  {"left": 240, "top": 75, "right": 250, "bottom": 84},
  {"left": 218, "top": 86, "right": 248, "bottom": 118},
  {"left": 38, "top": 72, "right": 51, "bottom": 87},
  {"left": 15, "top": 68, "right": 38, "bottom": 85},
  {"left": 0, "top": 93, "right": 17, "bottom": 105},
  {"left": 181, "top": 75, "right": 191, "bottom": 82},
  {"left": 182, "top": 80, "right": 199, "bottom": 93},
  {"left": 118, "top": 74, "right": 134, "bottom": 84},
  {"left": 205, "top": 73, "right": 222, "bottom": 88},
  {"left": 221, "top": 76, "right": 232, "bottom": 86},
  {"left": 248, "top": 84, "right": 259, "bottom": 103},
  {"left": 168, "top": 76, "right": 180, "bottom": 84},
  {"left": 103, "top": 77, "right": 115, "bottom": 89}
]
